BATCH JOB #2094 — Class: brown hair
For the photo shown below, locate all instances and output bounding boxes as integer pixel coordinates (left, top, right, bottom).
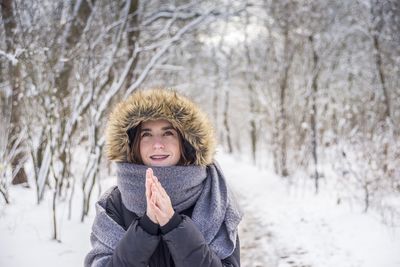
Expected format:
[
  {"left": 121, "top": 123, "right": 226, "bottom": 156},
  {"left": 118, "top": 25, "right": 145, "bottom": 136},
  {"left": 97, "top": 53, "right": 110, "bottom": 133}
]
[{"left": 126, "top": 122, "right": 196, "bottom": 165}]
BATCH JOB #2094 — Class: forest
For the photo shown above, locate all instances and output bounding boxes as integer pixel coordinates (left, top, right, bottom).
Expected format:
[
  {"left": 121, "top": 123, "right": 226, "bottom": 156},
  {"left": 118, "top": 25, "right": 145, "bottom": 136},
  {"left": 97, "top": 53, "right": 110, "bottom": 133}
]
[{"left": 1, "top": 0, "right": 399, "bottom": 244}]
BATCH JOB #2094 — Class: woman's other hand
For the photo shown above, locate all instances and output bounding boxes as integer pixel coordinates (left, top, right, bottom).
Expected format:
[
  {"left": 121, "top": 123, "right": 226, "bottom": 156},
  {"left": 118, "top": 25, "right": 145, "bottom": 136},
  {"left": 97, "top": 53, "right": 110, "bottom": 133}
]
[
  {"left": 150, "top": 175, "right": 174, "bottom": 226},
  {"left": 145, "top": 168, "right": 158, "bottom": 224}
]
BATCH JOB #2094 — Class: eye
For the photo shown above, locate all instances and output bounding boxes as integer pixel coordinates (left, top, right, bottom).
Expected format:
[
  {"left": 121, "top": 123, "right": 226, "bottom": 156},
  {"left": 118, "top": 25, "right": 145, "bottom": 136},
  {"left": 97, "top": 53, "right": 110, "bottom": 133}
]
[
  {"left": 141, "top": 132, "right": 151, "bottom": 138},
  {"left": 164, "top": 130, "right": 175, "bottom": 136}
]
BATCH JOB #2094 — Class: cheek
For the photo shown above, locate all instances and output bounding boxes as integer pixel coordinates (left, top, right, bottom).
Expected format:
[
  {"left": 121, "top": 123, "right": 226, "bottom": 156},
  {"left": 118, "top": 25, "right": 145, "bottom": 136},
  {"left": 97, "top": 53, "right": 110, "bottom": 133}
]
[
  {"left": 172, "top": 139, "right": 182, "bottom": 154},
  {"left": 139, "top": 140, "right": 148, "bottom": 156}
]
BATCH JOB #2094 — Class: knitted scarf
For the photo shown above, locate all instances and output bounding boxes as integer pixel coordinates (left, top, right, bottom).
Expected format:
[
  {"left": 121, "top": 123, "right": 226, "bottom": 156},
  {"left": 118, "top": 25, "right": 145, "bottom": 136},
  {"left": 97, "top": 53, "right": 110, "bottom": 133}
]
[{"left": 116, "top": 161, "right": 242, "bottom": 259}]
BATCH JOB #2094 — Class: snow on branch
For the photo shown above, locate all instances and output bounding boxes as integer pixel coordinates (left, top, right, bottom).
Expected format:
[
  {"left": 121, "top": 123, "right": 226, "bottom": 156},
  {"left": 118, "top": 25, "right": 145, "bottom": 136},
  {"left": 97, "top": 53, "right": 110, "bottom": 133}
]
[
  {"left": 125, "top": 11, "right": 213, "bottom": 97},
  {"left": 0, "top": 50, "right": 18, "bottom": 66},
  {"left": 143, "top": 3, "right": 250, "bottom": 26}
]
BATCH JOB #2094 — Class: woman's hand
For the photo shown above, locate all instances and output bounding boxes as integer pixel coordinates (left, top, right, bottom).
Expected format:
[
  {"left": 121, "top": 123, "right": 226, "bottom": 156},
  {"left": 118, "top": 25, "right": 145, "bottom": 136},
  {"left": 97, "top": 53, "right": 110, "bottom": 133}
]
[
  {"left": 149, "top": 173, "right": 175, "bottom": 226},
  {"left": 145, "top": 168, "right": 158, "bottom": 224},
  {"left": 146, "top": 168, "right": 175, "bottom": 226}
]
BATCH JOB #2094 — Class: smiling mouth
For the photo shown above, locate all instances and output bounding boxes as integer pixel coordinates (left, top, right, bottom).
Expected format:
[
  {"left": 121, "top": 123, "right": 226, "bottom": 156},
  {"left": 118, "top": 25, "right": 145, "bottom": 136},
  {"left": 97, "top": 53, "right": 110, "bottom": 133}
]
[{"left": 150, "top": 155, "right": 169, "bottom": 160}]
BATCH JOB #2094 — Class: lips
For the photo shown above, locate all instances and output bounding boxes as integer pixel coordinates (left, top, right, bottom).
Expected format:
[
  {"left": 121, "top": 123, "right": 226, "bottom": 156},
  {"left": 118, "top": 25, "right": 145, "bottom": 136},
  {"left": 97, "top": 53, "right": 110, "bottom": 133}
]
[{"left": 150, "top": 155, "right": 169, "bottom": 160}]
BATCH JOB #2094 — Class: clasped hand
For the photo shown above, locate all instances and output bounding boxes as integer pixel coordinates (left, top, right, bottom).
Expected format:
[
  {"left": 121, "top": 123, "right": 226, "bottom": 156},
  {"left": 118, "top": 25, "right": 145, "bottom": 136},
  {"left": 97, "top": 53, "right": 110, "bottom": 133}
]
[{"left": 145, "top": 168, "right": 175, "bottom": 226}]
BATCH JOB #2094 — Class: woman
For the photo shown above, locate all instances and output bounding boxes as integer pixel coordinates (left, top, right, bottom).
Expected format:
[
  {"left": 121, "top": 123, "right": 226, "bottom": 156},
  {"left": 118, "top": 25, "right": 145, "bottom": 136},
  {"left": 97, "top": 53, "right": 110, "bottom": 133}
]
[{"left": 85, "top": 89, "right": 242, "bottom": 267}]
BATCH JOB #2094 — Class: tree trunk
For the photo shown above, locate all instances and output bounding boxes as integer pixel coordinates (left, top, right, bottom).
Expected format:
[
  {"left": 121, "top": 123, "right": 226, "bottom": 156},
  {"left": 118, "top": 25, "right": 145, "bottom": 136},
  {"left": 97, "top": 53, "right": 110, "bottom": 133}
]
[
  {"left": 223, "top": 89, "right": 233, "bottom": 153},
  {"left": 0, "top": 55, "right": 12, "bottom": 203},
  {"left": 52, "top": 188, "right": 59, "bottom": 241},
  {"left": 212, "top": 46, "right": 220, "bottom": 134},
  {"left": 369, "top": 0, "right": 391, "bottom": 122},
  {"left": 309, "top": 35, "right": 320, "bottom": 193},
  {"left": 1, "top": 0, "right": 28, "bottom": 185},
  {"left": 124, "top": 0, "right": 140, "bottom": 90},
  {"left": 55, "top": 0, "right": 97, "bottom": 100},
  {"left": 81, "top": 143, "right": 103, "bottom": 222},
  {"left": 244, "top": 10, "right": 257, "bottom": 163},
  {"left": 277, "top": 27, "right": 292, "bottom": 177},
  {"left": 363, "top": 183, "right": 370, "bottom": 213},
  {"left": 369, "top": 0, "right": 391, "bottom": 176},
  {"left": 278, "top": 83, "right": 288, "bottom": 177}
]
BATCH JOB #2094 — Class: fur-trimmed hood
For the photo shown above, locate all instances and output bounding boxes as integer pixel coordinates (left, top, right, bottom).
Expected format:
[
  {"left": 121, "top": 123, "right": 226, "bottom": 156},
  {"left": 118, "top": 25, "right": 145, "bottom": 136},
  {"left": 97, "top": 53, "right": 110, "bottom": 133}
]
[{"left": 106, "top": 89, "right": 216, "bottom": 166}]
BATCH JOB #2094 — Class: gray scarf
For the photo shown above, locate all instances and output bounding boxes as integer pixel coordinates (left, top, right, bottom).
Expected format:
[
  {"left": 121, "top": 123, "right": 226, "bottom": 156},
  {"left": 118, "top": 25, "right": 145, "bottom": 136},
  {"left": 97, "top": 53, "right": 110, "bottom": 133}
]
[{"left": 117, "top": 161, "right": 242, "bottom": 259}]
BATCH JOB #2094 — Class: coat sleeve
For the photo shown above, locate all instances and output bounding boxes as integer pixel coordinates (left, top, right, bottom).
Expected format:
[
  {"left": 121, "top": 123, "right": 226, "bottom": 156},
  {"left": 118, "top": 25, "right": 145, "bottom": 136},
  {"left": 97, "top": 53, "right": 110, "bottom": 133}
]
[
  {"left": 161, "top": 215, "right": 240, "bottom": 267},
  {"left": 85, "top": 220, "right": 161, "bottom": 267},
  {"left": 84, "top": 189, "right": 161, "bottom": 267}
]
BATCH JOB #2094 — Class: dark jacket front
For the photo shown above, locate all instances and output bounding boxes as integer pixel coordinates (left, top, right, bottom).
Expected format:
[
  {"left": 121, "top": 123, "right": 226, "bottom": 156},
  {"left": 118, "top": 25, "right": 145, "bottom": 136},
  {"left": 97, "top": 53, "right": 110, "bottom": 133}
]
[{"left": 103, "top": 187, "right": 240, "bottom": 267}]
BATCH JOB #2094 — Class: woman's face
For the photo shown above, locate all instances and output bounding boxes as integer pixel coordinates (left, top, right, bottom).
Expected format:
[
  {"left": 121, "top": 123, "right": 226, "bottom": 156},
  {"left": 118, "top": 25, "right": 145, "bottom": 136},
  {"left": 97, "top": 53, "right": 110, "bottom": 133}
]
[{"left": 139, "top": 119, "right": 182, "bottom": 166}]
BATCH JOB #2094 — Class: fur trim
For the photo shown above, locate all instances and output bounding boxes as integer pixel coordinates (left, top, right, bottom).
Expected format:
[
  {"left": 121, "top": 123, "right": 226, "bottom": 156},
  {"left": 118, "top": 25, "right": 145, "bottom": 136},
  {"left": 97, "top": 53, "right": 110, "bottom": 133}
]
[{"left": 106, "top": 89, "right": 216, "bottom": 166}]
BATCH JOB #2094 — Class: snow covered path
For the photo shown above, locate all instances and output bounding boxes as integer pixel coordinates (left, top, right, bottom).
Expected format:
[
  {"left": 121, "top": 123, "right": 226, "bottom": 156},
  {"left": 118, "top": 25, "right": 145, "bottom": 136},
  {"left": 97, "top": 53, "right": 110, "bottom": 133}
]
[
  {"left": 0, "top": 153, "right": 399, "bottom": 267},
  {"left": 217, "top": 154, "right": 400, "bottom": 267}
]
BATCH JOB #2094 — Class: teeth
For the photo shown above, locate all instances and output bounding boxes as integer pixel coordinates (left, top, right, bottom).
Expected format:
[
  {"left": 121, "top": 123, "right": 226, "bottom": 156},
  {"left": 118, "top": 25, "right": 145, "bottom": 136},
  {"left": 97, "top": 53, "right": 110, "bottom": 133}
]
[{"left": 151, "top": 155, "right": 168, "bottom": 159}]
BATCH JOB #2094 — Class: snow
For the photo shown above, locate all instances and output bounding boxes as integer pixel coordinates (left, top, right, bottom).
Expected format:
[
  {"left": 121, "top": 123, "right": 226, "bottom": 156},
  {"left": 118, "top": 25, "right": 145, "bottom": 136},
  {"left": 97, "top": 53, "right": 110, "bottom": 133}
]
[
  {"left": 0, "top": 186, "right": 92, "bottom": 266},
  {"left": 0, "top": 152, "right": 399, "bottom": 267}
]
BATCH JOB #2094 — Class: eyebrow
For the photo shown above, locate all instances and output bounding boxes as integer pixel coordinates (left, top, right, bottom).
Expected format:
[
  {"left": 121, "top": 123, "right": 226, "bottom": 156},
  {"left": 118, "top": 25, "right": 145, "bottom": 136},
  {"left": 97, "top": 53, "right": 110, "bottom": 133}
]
[{"left": 141, "top": 126, "right": 176, "bottom": 132}]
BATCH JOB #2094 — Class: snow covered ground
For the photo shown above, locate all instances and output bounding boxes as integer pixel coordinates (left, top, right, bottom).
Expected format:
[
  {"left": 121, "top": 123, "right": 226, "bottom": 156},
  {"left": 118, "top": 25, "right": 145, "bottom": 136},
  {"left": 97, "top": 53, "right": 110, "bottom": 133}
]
[
  {"left": 0, "top": 152, "right": 399, "bottom": 267},
  {"left": 221, "top": 154, "right": 400, "bottom": 267}
]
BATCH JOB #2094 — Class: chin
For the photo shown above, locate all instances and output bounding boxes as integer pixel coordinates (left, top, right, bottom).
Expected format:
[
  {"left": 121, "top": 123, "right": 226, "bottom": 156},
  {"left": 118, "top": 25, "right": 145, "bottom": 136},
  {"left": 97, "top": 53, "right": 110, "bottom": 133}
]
[
  {"left": 153, "top": 163, "right": 171, "bottom": 167},
  {"left": 146, "top": 158, "right": 179, "bottom": 167}
]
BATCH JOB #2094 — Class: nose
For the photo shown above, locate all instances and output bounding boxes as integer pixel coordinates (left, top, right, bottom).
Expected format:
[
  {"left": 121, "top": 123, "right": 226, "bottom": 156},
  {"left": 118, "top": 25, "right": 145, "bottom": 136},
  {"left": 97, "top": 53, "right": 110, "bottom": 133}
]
[{"left": 152, "top": 138, "right": 165, "bottom": 149}]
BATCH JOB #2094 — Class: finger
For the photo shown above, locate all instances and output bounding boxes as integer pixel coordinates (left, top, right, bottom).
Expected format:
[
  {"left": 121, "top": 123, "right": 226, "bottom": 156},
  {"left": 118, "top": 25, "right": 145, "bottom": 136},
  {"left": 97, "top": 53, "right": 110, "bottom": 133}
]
[
  {"left": 152, "top": 189, "right": 173, "bottom": 222},
  {"left": 154, "top": 180, "right": 167, "bottom": 200},
  {"left": 150, "top": 187, "right": 160, "bottom": 214},
  {"left": 148, "top": 168, "right": 154, "bottom": 180},
  {"left": 158, "top": 181, "right": 168, "bottom": 197},
  {"left": 152, "top": 176, "right": 162, "bottom": 193},
  {"left": 153, "top": 185, "right": 169, "bottom": 212},
  {"left": 152, "top": 175, "right": 164, "bottom": 196},
  {"left": 147, "top": 168, "right": 154, "bottom": 182},
  {"left": 153, "top": 187, "right": 171, "bottom": 212},
  {"left": 151, "top": 184, "right": 160, "bottom": 205},
  {"left": 145, "top": 169, "right": 152, "bottom": 199},
  {"left": 151, "top": 198, "right": 163, "bottom": 218},
  {"left": 150, "top": 186, "right": 157, "bottom": 204},
  {"left": 154, "top": 178, "right": 169, "bottom": 199},
  {"left": 152, "top": 174, "right": 158, "bottom": 185}
]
